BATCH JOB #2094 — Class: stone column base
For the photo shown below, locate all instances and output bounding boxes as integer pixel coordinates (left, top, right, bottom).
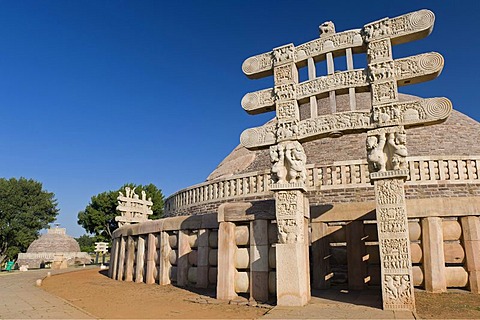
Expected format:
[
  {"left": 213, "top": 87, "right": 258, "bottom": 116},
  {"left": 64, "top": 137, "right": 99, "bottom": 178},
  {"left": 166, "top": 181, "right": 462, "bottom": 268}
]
[{"left": 275, "top": 242, "right": 310, "bottom": 306}]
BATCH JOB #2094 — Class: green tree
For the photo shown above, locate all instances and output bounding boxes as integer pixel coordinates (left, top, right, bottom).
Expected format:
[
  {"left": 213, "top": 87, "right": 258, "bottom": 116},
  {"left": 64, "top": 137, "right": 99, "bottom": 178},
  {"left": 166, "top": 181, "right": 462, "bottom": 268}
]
[
  {"left": 77, "top": 183, "right": 164, "bottom": 241},
  {"left": 75, "top": 234, "right": 97, "bottom": 253},
  {"left": 0, "top": 177, "right": 59, "bottom": 265}
]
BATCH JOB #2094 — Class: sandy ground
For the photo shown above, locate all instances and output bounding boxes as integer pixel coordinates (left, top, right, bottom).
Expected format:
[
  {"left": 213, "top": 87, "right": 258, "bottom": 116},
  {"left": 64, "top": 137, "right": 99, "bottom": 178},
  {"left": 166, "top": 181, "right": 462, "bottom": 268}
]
[
  {"left": 415, "top": 289, "right": 480, "bottom": 319},
  {"left": 41, "top": 268, "right": 268, "bottom": 319},
  {"left": 41, "top": 268, "right": 480, "bottom": 319}
]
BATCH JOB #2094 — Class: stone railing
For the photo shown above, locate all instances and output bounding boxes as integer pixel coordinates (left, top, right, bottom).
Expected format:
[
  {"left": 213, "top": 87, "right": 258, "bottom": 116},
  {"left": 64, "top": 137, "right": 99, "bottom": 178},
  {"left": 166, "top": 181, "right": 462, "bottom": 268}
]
[
  {"left": 16, "top": 251, "right": 92, "bottom": 268},
  {"left": 17, "top": 252, "right": 90, "bottom": 260},
  {"left": 109, "top": 203, "right": 480, "bottom": 298},
  {"left": 165, "top": 156, "right": 480, "bottom": 216}
]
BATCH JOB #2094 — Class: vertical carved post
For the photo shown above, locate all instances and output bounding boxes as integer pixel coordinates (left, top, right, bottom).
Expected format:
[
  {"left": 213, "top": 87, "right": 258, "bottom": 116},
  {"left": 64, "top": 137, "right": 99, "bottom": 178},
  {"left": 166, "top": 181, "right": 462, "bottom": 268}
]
[
  {"left": 372, "top": 176, "right": 415, "bottom": 310},
  {"left": 125, "top": 236, "right": 135, "bottom": 282},
  {"left": 135, "top": 235, "right": 146, "bottom": 283},
  {"left": 320, "top": 21, "right": 337, "bottom": 115},
  {"left": 307, "top": 57, "right": 318, "bottom": 117},
  {"left": 217, "top": 221, "right": 237, "bottom": 300},
  {"left": 177, "top": 230, "right": 191, "bottom": 287},
  {"left": 346, "top": 48, "right": 356, "bottom": 111},
  {"left": 326, "top": 51, "right": 336, "bottom": 113},
  {"left": 460, "top": 216, "right": 480, "bottom": 293},
  {"left": 422, "top": 217, "right": 447, "bottom": 292},
  {"left": 145, "top": 233, "right": 156, "bottom": 284},
  {"left": 109, "top": 237, "right": 119, "bottom": 279},
  {"left": 270, "top": 43, "right": 310, "bottom": 307},
  {"left": 365, "top": 21, "right": 415, "bottom": 310},
  {"left": 158, "top": 231, "right": 171, "bottom": 285},
  {"left": 116, "top": 236, "right": 126, "bottom": 281}
]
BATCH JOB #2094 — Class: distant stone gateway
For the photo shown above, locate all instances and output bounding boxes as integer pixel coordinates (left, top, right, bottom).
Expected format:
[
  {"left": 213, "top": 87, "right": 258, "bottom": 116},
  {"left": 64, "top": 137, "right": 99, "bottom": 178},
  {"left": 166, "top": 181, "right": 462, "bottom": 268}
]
[
  {"left": 115, "top": 187, "right": 154, "bottom": 226},
  {"left": 109, "top": 9, "right": 480, "bottom": 311},
  {"left": 17, "top": 227, "right": 91, "bottom": 269}
]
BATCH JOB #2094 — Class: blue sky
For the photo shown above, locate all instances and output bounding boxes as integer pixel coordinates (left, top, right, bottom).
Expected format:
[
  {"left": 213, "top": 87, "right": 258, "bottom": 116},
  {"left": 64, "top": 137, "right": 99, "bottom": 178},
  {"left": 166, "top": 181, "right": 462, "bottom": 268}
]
[{"left": 0, "top": 1, "right": 478, "bottom": 237}]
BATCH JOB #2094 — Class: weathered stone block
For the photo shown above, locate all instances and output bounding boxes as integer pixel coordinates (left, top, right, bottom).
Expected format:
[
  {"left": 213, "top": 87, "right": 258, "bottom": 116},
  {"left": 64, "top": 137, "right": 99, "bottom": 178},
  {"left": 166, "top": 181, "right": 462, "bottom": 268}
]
[
  {"left": 235, "top": 225, "right": 249, "bottom": 246},
  {"left": 216, "top": 222, "right": 237, "bottom": 300},
  {"left": 442, "top": 220, "right": 462, "bottom": 241},
  {"left": 235, "top": 247, "right": 249, "bottom": 269},
  {"left": 422, "top": 217, "right": 447, "bottom": 293},
  {"left": 275, "top": 243, "right": 310, "bottom": 306},
  {"left": 445, "top": 266, "right": 468, "bottom": 287}
]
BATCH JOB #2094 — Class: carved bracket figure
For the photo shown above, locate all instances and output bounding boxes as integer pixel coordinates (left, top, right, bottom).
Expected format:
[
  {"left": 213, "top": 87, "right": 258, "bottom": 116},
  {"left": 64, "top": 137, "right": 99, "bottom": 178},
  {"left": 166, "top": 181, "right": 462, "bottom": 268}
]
[
  {"left": 270, "top": 141, "right": 307, "bottom": 185},
  {"left": 367, "top": 126, "right": 408, "bottom": 174}
]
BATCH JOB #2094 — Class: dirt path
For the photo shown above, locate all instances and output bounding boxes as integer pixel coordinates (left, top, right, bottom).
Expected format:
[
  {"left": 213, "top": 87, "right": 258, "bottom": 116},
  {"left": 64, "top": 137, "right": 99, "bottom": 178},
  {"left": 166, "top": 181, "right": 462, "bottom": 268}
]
[
  {"left": 41, "top": 268, "right": 268, "bottom": 319},
  {"left": 40, "top": 267, "right": 480, "bottom": 319}
]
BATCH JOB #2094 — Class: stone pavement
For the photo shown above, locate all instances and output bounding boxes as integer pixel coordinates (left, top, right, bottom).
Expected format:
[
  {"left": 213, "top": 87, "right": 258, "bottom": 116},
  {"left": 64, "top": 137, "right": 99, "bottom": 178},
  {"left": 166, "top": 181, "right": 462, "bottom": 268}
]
[
  {"left": 0, "top": 267, "right": 94, "bottom": 319},
  {"left": 261, "top": 288, "right": 416, "bottom": 319}
]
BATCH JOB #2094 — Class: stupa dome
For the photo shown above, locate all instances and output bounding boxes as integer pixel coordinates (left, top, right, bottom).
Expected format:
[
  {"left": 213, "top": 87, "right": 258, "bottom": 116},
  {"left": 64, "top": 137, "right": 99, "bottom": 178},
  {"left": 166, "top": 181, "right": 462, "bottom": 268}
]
[
  {"left": 26, "top": 227, "right": 81, "bottom": 253},
  {"left": 17, "top": 227, "right": 91, "bottom": 268}
]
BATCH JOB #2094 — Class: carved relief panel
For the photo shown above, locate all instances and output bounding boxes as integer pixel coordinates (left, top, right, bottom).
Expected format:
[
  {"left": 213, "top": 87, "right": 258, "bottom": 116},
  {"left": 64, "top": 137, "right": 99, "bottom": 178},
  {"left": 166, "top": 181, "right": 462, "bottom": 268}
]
[
  {"left": 275, "top": 190, "right": 305, "bottom": 244},
  {"left": 274, "top": 63, "right": 298, "bottom": 85},
  {"left": 373, "top": 176, "right": 415, "bottom": 310},
  {"left": 273, "top": 44, "right": 295, "bottom": 66},
  {"left": 368, "top": 39, "right": 392, "bottom": 64},
  {"left": 372, "top": 80, "right": 398, "bottom": 106}
]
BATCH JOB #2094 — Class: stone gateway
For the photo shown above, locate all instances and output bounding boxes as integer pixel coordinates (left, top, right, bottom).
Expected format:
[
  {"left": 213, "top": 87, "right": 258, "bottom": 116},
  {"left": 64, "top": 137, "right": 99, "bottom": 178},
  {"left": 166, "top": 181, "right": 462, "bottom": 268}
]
[{"left": 109, "top": 9, "right": 480, "bottom": 312}]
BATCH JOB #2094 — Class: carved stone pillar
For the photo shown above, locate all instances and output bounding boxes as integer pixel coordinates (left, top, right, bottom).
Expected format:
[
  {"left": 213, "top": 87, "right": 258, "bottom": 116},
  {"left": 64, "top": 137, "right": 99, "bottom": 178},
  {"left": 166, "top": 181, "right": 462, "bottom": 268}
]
[
  {"left": 273, "top": 188, "right": 310, "bottom": 306},
  {"left": 270, "top": 43, "right": 310, "bottom": 307},
  {"left": 372, "top": 174, "right": 415, "bottom": 310}
]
